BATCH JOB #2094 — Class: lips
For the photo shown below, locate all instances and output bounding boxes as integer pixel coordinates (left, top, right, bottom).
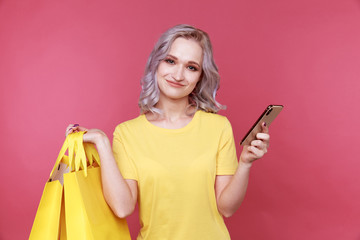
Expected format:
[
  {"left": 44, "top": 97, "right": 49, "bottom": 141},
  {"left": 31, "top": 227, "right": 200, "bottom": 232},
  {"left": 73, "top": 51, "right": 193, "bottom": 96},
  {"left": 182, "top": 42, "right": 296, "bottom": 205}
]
[{"left": 166, "top": 80, "right": 184, "bottom": 88}]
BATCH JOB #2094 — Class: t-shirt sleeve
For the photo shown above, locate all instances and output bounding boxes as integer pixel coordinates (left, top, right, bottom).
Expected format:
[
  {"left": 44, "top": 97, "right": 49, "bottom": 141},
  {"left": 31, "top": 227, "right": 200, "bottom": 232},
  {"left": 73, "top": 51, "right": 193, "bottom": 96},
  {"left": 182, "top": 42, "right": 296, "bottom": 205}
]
[
  {"left": 216, "top": 118, "right": 238, "bottom": 175},
  {"left": 112, "top": 125, "right": 138, "bottom": 180}
]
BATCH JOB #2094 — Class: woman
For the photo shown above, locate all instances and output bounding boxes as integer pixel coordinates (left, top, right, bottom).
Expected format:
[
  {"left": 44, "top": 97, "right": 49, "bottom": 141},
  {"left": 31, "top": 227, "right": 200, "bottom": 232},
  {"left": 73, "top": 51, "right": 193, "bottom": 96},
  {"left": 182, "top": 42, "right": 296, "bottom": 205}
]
[{"left": 66, "top": 24, "right": 270, "bottom": 239}]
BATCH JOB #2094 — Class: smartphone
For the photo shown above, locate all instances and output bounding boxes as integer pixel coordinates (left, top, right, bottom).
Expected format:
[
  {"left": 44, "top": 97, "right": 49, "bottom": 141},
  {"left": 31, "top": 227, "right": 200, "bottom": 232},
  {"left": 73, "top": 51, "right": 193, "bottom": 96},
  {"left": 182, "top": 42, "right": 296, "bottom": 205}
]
[{"left": 240, "top": 105, "right": 283, "bottom": 146}]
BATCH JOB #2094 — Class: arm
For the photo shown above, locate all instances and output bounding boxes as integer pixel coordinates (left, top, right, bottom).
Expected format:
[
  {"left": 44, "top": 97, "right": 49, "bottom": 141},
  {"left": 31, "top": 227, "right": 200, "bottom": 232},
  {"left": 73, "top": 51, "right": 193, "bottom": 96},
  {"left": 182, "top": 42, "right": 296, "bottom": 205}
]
[
  {"left": 215, "top": 122, "right": 269, "bottom": 217},
  {"left": 93, "top": 132, "right": 137, "bottom": 218},
  {"left": 66, "top": 125, "right": 137, "bottom": 218}
]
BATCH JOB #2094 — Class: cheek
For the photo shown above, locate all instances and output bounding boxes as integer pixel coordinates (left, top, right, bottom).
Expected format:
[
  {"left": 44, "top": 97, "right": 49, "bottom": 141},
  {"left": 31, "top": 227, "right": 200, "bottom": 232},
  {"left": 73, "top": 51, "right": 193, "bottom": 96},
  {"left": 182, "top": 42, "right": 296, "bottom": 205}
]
[
  {"left": 156, "top": 65, "right": 166, "bottom": 83},
  {"left": 190, "top": 74, "right": 201, "bottom": 86},
  {"left": 157, "top": 62, "right": 170, "bottom": 77}
]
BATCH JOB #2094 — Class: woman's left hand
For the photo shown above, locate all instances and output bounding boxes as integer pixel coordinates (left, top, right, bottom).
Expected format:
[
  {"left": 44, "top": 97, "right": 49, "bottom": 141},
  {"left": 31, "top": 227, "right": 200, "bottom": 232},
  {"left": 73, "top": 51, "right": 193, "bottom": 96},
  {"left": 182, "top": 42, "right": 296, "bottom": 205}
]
[{"left": 239, "top": 122, "right": 270, "bottom": 166}]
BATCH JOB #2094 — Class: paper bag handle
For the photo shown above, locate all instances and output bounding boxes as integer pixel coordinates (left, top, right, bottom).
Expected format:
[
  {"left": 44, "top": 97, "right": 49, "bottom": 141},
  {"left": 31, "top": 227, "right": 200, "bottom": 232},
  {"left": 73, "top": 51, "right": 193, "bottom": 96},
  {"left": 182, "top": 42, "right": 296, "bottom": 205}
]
[{"left": 49, "top": 131, "right": 100, "bottom": 177}]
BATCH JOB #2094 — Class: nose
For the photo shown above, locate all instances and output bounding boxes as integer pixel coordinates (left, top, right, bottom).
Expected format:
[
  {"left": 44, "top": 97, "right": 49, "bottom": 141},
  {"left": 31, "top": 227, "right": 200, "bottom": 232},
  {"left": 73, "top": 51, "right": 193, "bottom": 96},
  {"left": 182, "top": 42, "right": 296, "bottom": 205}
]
[{"left": 172, "top": 65, "right": 185, "bottom": 81}]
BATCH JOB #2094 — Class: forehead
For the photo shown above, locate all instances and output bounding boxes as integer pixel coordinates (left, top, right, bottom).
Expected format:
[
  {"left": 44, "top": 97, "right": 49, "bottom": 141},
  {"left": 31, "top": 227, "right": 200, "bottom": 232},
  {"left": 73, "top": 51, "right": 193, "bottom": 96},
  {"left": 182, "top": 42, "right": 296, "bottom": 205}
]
[{"left": 168, "top": 37, "right": 203, "bottom": 63}]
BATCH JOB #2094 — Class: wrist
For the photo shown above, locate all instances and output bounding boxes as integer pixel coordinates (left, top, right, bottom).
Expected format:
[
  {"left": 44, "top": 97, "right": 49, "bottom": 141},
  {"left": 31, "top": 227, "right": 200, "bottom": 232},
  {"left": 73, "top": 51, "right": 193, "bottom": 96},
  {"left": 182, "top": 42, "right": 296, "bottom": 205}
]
[
  {"left": 239, "top": 159, "right": 253, "bottom": 169},
  {"left": 93, "top": 131, "right": 109, "bottom": 146}
]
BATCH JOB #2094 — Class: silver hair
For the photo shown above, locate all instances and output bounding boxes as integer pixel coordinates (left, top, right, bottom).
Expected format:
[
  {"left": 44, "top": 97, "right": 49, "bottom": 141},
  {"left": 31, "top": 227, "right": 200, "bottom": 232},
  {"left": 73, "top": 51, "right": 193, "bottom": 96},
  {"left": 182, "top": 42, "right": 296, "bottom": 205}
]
[{"left": 138, "top": 24, "right": 225, "bottom": 114}]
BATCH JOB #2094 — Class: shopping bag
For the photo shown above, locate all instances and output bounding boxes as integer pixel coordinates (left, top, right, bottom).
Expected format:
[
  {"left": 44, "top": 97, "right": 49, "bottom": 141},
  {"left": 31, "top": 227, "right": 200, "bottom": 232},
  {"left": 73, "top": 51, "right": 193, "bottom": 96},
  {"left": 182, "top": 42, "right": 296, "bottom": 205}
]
[
  {"left": 30, "top": 131, "right": 131, "bottom": 240},
  {"left": 29, "top": 143, "right": 71, "bottom": 240},
  {"left": 28, "top": 170, "right": 64, "bottom": 239}
]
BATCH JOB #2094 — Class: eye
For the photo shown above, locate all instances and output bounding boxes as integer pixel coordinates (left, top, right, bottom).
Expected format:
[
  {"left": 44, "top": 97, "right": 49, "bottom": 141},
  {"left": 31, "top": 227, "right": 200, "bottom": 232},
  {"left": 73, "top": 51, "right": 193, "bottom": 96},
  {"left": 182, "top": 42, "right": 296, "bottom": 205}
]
[
  {"left": 164, "top": 58, "right": 175, "bottom": 64},
  {"left": 188, "top": 65, "right": 198, "bottom": 71}
]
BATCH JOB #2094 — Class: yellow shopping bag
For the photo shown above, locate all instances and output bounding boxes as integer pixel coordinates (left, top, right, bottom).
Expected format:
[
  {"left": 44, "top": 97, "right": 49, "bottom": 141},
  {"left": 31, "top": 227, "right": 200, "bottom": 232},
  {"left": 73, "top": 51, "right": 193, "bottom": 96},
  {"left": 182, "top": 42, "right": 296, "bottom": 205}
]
[
  {"left": 28, "top": 172, "right": 64, "bottom": 239},
  {"left": 29, "top": 131, "right": 131, "bottom": 240}
]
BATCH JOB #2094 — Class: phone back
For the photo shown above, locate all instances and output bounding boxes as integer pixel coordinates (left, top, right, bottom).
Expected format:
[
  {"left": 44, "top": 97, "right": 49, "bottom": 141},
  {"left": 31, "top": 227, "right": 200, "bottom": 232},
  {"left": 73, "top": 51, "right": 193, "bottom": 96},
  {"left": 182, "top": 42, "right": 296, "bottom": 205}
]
[{"left": 240, "top": 105, "right": 283, "bottom": 146}]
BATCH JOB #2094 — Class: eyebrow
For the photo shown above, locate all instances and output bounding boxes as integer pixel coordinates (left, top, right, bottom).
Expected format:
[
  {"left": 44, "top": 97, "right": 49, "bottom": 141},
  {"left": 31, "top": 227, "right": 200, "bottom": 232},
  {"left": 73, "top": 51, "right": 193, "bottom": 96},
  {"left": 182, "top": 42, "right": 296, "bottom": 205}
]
[{"left": 167, "top": 54, "right": 201, "bottom": 68}]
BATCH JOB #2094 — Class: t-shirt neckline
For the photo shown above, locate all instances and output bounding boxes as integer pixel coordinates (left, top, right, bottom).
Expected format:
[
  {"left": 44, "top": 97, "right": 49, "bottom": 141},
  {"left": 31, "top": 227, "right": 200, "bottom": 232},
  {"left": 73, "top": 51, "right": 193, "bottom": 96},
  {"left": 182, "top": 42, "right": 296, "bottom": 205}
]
[{"left": 141, "top": 110, "right": 201, "bottom": 134}]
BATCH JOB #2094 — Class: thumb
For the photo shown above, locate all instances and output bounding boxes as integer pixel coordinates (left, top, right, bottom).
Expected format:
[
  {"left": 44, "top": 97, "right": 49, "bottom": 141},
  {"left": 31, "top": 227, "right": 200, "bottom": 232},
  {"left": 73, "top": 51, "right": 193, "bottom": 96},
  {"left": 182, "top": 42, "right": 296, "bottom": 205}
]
[{"left": 261, "top": 122, "right": 269, "bottom": 134}]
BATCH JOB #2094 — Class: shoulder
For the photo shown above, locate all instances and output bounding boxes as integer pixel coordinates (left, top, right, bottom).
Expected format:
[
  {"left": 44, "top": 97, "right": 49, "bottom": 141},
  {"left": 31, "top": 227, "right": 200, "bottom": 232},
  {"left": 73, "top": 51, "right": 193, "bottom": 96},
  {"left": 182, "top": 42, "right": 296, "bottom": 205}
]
[
  {"left": 114, "top": 115, "right": 145, "bottom": 135},
  {"left": 198, "top": 110, "right": 231, "bottom": 127},
  {"left": 197, "top": 111, "right": 235, "bottom": 141}
]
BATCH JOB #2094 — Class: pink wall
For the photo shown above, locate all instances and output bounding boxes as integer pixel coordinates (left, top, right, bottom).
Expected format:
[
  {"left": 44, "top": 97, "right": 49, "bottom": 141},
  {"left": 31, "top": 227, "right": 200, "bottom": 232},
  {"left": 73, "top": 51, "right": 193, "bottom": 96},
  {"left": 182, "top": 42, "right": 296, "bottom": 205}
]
[{"left": 1, "top": 0, "right": 359, "bottom": 239}]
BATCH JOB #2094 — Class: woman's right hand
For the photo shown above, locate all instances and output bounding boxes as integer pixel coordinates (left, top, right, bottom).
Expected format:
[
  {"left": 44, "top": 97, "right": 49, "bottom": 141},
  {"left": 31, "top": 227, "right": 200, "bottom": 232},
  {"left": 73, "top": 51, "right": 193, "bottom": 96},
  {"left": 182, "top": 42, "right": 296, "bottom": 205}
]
[
  {"left": 66, "top": 124, "right": 137, "bottom": 218},
  {"left": 65, "top": 124, "right": 106, "bottom": 145}
]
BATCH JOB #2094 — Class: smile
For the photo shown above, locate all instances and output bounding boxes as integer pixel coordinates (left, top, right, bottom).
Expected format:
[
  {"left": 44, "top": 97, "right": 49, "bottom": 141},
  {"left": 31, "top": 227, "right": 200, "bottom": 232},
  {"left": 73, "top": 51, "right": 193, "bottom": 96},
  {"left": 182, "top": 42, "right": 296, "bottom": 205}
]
[{"left": 166, "top": 80, "right": 185, "bottom": 88}]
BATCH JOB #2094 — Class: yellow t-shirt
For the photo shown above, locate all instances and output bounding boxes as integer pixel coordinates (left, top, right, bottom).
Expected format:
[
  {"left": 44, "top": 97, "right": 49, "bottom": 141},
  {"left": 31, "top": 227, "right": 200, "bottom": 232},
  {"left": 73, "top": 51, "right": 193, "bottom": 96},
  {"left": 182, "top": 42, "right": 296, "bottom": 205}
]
[{"left": 113, "top": 110, "right": 238, "bottom": 240}]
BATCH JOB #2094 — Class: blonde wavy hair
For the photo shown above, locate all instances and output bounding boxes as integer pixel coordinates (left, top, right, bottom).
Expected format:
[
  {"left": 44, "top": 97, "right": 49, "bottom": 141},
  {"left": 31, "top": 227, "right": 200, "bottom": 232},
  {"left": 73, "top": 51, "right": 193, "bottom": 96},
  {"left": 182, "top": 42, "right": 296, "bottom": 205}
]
[{"left": 138, "top": 24, "right": 225, "bottom": 114}]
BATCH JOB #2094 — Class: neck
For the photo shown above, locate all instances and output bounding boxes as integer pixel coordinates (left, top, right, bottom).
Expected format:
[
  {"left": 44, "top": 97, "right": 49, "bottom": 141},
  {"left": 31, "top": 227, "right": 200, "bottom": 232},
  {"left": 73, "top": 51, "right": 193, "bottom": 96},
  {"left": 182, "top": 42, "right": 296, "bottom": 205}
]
[
  {"left": 145, "top": 96, "right": 197, "bottom": 129},
  {"left": 155, "top": 97, "right": 193, "bottom": 120}
]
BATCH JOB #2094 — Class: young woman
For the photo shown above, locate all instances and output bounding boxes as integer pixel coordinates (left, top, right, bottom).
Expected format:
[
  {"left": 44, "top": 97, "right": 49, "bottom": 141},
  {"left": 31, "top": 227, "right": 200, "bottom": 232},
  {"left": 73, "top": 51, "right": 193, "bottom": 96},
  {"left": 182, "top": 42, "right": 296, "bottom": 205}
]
[{"left": 66, "top": 24, "right": 270, "bottom": 239}]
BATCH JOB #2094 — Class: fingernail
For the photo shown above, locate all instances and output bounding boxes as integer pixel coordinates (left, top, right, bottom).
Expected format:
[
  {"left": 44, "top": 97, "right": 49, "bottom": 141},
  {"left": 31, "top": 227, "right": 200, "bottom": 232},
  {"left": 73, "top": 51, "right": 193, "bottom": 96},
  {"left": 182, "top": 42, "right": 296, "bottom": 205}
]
[
  {"left": 69, "top": 128, "right": 73, "bottom": 131},
  {"left": 263, "top": 122, "right": 267, "bottom": 127},
  {"left": 73, "top": 124, "right": 79, "bottom": 127}
]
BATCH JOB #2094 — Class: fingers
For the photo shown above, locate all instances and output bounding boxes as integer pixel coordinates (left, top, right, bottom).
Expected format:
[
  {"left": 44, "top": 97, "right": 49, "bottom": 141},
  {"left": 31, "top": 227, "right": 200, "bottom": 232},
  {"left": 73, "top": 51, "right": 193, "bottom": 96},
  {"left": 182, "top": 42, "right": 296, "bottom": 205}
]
[
  {"left": 250, "top": 139, "right": 268, "bottom": 151},
  {"left": 77, "top": 126, "right": 88, "bottom": 132},
  {"left": 66, "top": 124, "right": 75, "bottom": 136},
  {"left": 247, "top": 128, "right": 270, "bottom": 159},
  {"left": 256, "top": 123, "right": 270, "bottom": 142},
  {"left": 247, "top": 145, "right": 266, "bottom": 158},
  {"left": 254, "top": 132, "right": 270, "bottom": 150},
  {"left": 241, "top": 124, "right": 270, "bottom": 163},
  {"left": 256, "top": 132, "right": 270, "bottom": 142},
  {"left": 65, "top": 124, "right": 88, "bottom": 137}
]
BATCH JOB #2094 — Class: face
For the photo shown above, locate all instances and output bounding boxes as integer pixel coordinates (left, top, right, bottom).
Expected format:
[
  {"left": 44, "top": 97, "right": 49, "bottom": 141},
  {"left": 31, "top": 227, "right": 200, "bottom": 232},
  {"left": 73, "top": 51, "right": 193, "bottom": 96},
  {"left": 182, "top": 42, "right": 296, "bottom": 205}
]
[{"left": 156, "top": 37, "right": 203, "bottom": 103}]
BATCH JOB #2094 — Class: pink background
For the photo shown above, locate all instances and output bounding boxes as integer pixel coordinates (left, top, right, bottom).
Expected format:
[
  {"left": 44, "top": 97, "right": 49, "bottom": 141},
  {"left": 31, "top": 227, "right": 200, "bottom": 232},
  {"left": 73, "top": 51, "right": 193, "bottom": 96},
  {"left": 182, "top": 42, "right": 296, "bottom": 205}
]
[{"left": 1, "top": 0, "right": 360, "bottom": 239}]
